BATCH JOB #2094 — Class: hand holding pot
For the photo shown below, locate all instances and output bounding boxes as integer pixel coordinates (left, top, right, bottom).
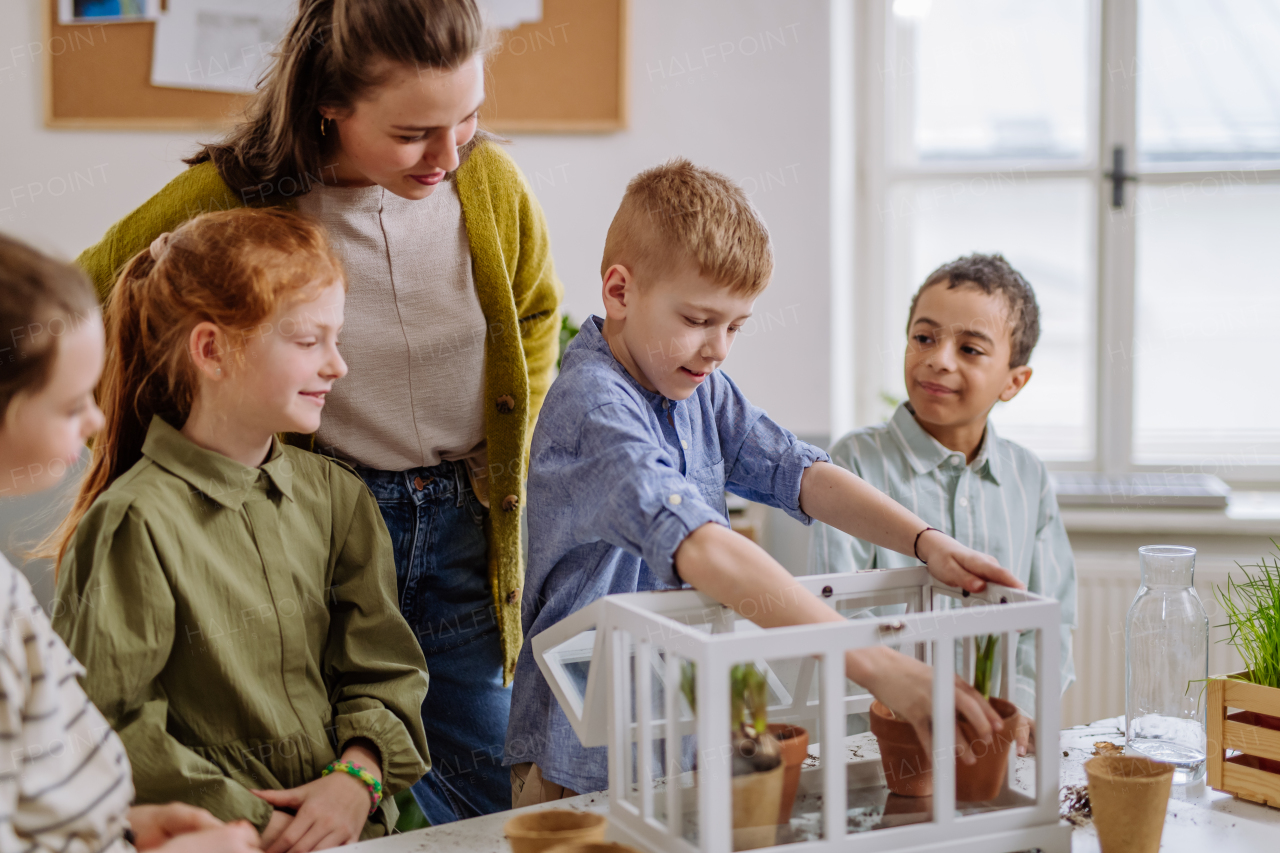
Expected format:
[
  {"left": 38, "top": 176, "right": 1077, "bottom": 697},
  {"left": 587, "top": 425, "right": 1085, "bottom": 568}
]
[
  {"left": 1014, "top": 713, "right": 1035, "bottom": 756},
  {"left": 848, "top": 646, "right": 1004, "bottom": 765}
]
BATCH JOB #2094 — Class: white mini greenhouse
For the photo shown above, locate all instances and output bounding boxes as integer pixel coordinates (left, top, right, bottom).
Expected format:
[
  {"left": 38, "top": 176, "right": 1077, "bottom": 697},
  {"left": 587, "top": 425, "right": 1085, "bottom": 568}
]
[{"left": 533, "top": 566, "right": 1070, "bottom": 853}]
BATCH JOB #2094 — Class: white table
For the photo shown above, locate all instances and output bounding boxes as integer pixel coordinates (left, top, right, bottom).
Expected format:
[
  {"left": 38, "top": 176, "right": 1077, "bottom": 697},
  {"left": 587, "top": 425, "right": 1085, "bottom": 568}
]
[{"left": 347, "top": 721, "right": 1280, "bottom": 852}]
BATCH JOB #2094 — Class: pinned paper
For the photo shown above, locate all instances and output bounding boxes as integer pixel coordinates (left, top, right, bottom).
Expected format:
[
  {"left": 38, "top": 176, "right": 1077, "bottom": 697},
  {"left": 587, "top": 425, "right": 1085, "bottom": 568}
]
[
  {"left": 479, "top": 0, "right": 542, "bottom": 31},
  {"left": 150, "top": 0, "right": 293, "bottom": 94}
]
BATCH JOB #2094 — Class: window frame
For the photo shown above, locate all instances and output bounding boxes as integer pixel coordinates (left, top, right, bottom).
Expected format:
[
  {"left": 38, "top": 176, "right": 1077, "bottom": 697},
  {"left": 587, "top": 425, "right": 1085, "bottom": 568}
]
[{"left": 850, "top": 0, "right": 1280, "bottom": 487}]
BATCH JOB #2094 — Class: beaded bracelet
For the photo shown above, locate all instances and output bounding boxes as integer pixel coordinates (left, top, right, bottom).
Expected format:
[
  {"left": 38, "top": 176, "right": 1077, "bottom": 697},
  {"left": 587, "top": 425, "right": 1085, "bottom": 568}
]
[{"left": 322, "top": 761, "right": 384, "bottom": 815}]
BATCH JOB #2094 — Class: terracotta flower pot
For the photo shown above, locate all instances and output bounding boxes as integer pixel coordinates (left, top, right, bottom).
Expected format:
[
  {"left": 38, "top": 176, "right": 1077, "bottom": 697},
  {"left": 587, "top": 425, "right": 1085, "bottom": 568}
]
[
  {"left": 870, "top": 700, "right": 933, "bottom": 796},
  {"left": 767, "top": 723, "right": 809, "bottom": 822},
  {"left": 731, "top": 762, "right": 784, "bottom": 850},
  {"left": 955, "top": 697, "right": 1020, "bottom": 802},
  {"left": 503, "top": 810, "right": 608, "bottom": 853}
]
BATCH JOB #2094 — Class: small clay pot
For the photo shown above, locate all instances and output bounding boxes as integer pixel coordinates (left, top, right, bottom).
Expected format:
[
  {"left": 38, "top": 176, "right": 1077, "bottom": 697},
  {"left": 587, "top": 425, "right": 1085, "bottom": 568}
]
[
  {"left": 1085, "top": 755, "right": 1173, "bottom": 853},
  {"left": 767, "top": 723, "right": 810, "bottom": 822},
  {"left": 731, "top": 762, "right": 784, "bottom": 850},
  {"left": 870, "top": 700, "right": 932, "bottom": 797},
  {"left": 503, "top": 810, "right": 608, "bottom": 853},
  {"left": 955, "top": 697, "right": 1020, "bottom": 802}
]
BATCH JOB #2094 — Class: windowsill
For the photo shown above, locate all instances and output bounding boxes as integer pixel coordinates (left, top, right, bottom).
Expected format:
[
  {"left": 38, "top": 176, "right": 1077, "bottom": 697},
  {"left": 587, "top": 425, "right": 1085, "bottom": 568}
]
[{"left": 1061, "top": 491, "right": 1280, "bottom": 536}]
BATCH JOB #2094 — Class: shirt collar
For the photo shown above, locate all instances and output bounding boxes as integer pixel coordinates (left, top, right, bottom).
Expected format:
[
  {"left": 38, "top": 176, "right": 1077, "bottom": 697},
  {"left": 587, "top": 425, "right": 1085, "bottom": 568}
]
[
  {"left": 140, "top": 415, "right": 295, "bottom": 509},
  {"left": 573, "top": 315, "right": 678, "bottom": 412},
  {"left": 887, "top": 403, "right": 1001, "bottom": 485}
]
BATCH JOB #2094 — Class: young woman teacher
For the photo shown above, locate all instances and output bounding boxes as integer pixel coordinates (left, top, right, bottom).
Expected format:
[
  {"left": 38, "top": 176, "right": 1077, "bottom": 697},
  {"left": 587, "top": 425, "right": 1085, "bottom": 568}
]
[{"left": 77, "top": 0, "right": 562, "bottom": 825}]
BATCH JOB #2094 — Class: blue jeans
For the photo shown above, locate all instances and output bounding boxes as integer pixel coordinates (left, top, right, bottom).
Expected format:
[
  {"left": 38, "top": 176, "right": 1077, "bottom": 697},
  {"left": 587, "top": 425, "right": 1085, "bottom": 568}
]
[{"left": 356, "top": 460, "right": 512, "bottom": 824}]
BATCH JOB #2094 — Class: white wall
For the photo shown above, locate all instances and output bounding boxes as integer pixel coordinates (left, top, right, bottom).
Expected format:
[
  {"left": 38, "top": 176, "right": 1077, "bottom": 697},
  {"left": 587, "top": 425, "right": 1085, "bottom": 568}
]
[
  {"left": 0, "top": 0, "right": 838, "bottom": 582},
  {"left": 1, "top": 0, "right": 835, "bottom": 434}
]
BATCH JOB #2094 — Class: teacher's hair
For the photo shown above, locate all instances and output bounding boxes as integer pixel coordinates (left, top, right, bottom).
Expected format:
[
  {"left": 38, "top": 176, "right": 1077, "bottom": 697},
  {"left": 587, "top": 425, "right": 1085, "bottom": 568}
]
[
  {"left": 187, "top": 0, "right": 489, "bottom": 203},
  {"left": 46, "top": 209, "right": 345, "bottom": 564}
]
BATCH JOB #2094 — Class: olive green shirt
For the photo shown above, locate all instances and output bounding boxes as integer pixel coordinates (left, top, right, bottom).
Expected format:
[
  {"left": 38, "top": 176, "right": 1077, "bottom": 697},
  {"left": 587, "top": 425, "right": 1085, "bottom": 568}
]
[{"left": 53, "top": 416, "right": 430, "bottom": 835}]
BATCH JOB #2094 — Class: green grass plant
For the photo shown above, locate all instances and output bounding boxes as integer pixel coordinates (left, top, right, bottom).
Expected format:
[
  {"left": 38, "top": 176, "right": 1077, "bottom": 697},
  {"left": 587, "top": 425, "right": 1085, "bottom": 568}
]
[
  {"left": 1215, "top": 546, "right": 1280, "bottom": 689},
  {"left": 973, "top": 634, "right": 999, "bottom": 699}
]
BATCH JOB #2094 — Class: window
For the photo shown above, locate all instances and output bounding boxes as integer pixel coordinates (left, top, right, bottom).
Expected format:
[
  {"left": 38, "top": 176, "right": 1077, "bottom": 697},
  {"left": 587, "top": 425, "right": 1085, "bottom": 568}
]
[{"left": 852, "top": 0, "right": 1280, "bottom": 483}]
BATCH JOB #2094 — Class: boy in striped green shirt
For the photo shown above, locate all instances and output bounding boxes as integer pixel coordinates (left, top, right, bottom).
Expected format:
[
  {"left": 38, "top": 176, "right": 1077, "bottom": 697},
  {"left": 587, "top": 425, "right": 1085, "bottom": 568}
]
[{"left": 810, "top": 254, "right": 1076, "bottom": 753}]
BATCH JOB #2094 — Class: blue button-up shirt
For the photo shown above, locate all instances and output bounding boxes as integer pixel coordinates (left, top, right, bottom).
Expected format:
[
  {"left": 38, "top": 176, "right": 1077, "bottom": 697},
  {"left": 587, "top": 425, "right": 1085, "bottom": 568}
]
[{"left": 505, "top": 316, "right": 828, "bottom": 794}]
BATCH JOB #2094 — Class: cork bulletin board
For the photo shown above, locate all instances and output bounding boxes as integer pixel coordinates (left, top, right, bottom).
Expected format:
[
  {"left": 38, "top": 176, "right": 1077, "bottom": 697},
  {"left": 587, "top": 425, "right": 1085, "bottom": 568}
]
[{"left": 43, "top": 0, "right": 628, "bottom": 132}]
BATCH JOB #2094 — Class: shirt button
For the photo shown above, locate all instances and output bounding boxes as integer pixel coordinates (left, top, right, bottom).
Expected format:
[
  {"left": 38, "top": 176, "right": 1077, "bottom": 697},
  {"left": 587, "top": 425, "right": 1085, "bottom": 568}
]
[
  {"left": 662, "top": 399, "right": 669, "bottom": 409},
  {"left": 669, "top": 494, "right": 682, "bottom": 505},
  {"left": 958, "top": 496, "right": 969, "bottom": 508},
  {"left": 681, "top": 440, "right": 688, "bottom": 449},
  {"left": 950, "top": 455, "right": 963, "bottom": 465}
]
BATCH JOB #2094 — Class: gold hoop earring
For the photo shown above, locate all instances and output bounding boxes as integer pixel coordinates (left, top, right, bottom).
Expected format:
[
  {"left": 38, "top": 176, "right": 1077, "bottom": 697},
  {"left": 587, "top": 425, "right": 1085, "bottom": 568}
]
[{"left": 320, "top": 116, "right": 326, "bottom": 136}]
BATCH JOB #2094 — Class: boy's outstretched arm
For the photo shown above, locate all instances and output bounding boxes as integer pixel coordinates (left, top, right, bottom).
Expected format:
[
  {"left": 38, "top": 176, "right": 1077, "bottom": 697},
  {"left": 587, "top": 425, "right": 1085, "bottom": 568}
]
[
  {"left": 798, "top": 461, "right": 1024, "bottom": 593},
  {"left": 675, "top": 522, "right": 1002, "bottom": 763}
]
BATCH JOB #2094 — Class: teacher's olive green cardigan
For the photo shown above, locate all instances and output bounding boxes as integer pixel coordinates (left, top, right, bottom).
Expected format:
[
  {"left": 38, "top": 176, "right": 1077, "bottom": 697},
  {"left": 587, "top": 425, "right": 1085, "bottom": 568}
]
[{"left": 76, "top": 142, "right": 562, "bottom": 682}]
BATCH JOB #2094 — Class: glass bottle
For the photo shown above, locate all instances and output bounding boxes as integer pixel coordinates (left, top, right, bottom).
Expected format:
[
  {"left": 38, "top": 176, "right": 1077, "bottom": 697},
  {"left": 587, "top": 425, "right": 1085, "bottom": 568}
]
[{"left": 1125, "top": 545, "right": 1209, "bottom": 784}]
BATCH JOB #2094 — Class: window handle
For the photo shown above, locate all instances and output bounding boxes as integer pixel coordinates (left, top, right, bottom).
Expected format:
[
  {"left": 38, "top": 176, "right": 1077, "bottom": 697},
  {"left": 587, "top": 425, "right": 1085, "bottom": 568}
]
[{"left": 1104, "top": 145, "right": 1137, "bottom": 209}]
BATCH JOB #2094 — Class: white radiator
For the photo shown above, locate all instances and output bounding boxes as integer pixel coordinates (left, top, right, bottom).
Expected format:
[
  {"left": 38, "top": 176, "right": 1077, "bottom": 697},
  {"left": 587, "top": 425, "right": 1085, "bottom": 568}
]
[{"left": 1061, "top": 554, "right": 1247, "bottom": 728}]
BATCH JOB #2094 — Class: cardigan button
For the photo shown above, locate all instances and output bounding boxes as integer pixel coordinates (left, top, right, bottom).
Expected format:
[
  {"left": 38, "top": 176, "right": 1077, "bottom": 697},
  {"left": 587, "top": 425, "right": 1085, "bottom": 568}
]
[
  {"left": 496, "top": 395, "right": 516, "bottom": 413},
  {"left": 502, "top": 494, "right": 520, "bottom": 512},
  {"left": 506, "top": 588, "right": 521, "bottom": 605}
]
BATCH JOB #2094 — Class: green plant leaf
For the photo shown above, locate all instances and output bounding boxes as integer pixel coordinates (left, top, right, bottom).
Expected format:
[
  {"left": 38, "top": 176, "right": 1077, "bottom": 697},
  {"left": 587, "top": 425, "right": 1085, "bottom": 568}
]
[{"left": 1213, "top": 543, "right": 1280, "bottom": 689}]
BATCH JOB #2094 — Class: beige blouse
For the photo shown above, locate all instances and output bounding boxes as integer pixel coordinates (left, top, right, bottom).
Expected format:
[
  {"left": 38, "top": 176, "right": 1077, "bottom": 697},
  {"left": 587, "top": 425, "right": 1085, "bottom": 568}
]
[{"left": 298, "top": 179, "right": 488, "bottom": 471}]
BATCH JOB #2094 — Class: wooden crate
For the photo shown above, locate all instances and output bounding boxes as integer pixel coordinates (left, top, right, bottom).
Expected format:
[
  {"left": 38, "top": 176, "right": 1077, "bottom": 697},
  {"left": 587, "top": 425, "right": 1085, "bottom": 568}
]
[{"left": 1207, "top": 672, "right": 1280, "bottom": 808}]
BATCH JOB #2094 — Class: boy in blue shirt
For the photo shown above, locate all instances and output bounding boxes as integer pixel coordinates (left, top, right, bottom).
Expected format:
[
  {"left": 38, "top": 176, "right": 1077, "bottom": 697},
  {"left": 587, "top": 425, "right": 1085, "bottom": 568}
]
[
  {"left": 504, "top": 161, "right": 1024, "bottom": 805},
  {"left": 810, "top": 254, "right": 1077, "bottom": 755}
]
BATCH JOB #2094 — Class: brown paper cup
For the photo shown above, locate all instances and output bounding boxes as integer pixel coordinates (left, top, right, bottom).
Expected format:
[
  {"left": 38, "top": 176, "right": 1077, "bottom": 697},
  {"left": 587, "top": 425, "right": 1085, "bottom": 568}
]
[
  {"left": 731, "top": 763, "right": 785, "bottom": 850},
  {"left": 503, "top": 810, "right": 608, "bottom": 853},
  {"left": 1085, "top": 755, "right": 1174, "bottom": 853}
]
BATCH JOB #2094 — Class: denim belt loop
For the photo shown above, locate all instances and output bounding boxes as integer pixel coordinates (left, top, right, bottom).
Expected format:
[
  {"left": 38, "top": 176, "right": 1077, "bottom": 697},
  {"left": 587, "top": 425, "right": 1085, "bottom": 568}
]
[{"left": 452, "top": 460, "right": 467, "bottom": 509}]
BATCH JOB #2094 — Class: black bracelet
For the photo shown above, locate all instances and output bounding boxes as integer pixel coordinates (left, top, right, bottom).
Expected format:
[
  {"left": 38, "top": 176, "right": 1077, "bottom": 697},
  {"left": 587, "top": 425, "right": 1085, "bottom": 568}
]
[
  {"left": 913, "top": 526, "right": 938, "bottom": 562},
  {"left": 123, "top": 828, "right": 136, "bottom": 846}
]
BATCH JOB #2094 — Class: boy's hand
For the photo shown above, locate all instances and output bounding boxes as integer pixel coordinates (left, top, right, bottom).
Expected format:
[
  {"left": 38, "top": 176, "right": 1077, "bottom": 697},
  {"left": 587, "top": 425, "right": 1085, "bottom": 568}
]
[
  {"left": 849, "top": 646, "right": 1004, "bottom": 765},
  {"left": 916, "top": 529, "right": 1023, "bottom": 593},
  {"left": 1015, "top": 714, "right": 1036, "bottom": 757}
]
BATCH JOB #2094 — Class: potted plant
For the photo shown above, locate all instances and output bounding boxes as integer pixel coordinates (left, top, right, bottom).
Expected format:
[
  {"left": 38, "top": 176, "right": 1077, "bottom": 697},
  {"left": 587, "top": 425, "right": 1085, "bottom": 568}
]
[
  {"left": 956, "top": 635, "right": 1020, "bottom": 801},
  {"left": 870, "top": 634, "right": 1019, "bottom": 801},
  {"left": 681, "top": 662, "right": 786, "bottom": 849},
  {"left": 1206, "top": 552, "right": 1280, "bottom": 807}
]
